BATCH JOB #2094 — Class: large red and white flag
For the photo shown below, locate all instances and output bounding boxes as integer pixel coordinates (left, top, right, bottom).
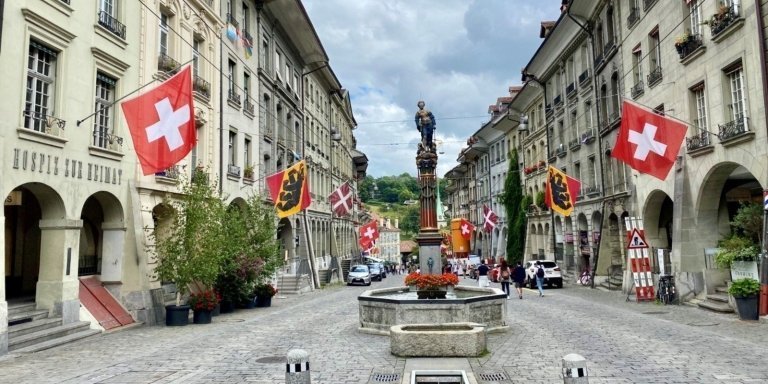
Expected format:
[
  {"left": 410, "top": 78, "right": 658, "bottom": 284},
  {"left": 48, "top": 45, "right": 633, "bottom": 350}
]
[
  {"left": 121, "top": 66, "right": 196, "bottom": 175},
  {"left": 359, "top": 220, "right": 379, "bottom": 249},
  {"left": 459, "top": 218, "right": 475, "bottom": 240},
  {"left": 266, "top": 160, "right": 311, "bottom": 218},
  {"left": 328, "top": 182, "right": 353, "bottom": 216},
  {"left": 482, "top": 205, "right": 498, "bottom": 233},
  {"left": 611, "top": 100, "right": 687, "bottom": 180}
]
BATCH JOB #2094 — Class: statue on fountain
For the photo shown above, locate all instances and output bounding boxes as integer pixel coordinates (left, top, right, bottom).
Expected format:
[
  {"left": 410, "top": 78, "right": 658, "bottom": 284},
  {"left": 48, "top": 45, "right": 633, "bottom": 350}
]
[{"left": 415, "top": 100, "right": 436, "bottom": 155}]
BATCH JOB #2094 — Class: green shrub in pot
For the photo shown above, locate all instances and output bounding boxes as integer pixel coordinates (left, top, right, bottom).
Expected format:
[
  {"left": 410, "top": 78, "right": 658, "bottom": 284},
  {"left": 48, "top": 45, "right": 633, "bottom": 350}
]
[{"left": 728, "top": 278, "right": 760, "bottom": 298}]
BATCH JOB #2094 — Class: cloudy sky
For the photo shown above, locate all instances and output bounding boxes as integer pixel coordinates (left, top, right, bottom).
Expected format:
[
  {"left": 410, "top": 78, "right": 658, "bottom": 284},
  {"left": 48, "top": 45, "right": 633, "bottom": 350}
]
[{"left": 303, "top": 0, "right": 563, "bottom": 178}]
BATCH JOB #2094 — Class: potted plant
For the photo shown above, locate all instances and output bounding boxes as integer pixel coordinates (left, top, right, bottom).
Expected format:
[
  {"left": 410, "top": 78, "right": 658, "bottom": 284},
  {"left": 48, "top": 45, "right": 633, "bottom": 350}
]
[
  {"left": 404, "top": 272, "right": 459, "bottom": 299},
  {"left": 254, "top": 283, "right": 278, "bottom": 307},
  {"left": 674, "top": 32, "right": 690, "bottom": 54},
  {"left": 151, "top": 170, "right": 228, "bottom": 326},
  {"left": 187, "top": 289, "right": 220, "bottom": 324},
  {"left": 728, "top": 278, "right": 760, "bottom": 320},
  {"left": 243, "top": 164, "right": 254, "bottom": 180},
  {"left": 715, "top": 202, "right": 762, "bottom": 277}
]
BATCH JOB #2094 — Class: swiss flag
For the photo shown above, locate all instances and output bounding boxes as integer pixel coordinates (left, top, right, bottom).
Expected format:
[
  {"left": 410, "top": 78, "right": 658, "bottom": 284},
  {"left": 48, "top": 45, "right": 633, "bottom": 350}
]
[
  {"left": 328, "top": 182, "right": 353, "bottom": 216},
  {"left": 482, "top": 205, "right": 498, "bottom": 233},
  {"left": 359, "top": 220, "right": 379, "bottom": 249},
  {"left": 121, "top": 66, "right": 196, "bottom": 175},
  {"left": 611, "top": 100, "right": 687, "bottom": 180},
  {"left": 459, "top": 218, "right": 475, "bottom": 240}
]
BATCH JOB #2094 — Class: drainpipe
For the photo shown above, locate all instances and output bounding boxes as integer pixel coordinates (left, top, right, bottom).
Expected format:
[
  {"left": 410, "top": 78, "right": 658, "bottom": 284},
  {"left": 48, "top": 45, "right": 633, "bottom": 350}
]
[
  {"left": 566, "top": 0, "right": 605, "bottom": 287},
  {"left": 218, "top": 38, "right": 225, "bottom": 194},
  {"left": 754, "top": 0, "right": 768, "bottom": 316}
]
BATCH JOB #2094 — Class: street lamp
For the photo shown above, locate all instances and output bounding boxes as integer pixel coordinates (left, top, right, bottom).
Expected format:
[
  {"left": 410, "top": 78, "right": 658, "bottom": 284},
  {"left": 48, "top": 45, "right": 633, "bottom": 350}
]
[{"left": 329, "top": 126, "right": 342, "bottom": 262}]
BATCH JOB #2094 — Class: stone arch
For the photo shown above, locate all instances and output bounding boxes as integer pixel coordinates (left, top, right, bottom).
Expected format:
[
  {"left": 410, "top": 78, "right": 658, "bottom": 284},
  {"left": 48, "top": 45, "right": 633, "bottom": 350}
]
[
  {"left": 564, "top": 215, "right": 575, "bottom": 270},
  {"left": 643, "top": 190, "right": 673, "bottom": 251},
  {"left": 577, "top": 212, "right": 590, "bottom": 270},
  {"left": 79, "top": 191, "right": 125, "bottom": 281}
]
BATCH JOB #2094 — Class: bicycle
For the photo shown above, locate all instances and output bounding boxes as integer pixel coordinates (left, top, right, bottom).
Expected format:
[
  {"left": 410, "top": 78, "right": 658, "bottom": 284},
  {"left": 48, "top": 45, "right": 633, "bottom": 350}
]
[
  {"left": 578, "top": 268, "right": 592, "bottom": 286},
  {"left": 657, "top": 275, "right": 676, "bottom": 305}
]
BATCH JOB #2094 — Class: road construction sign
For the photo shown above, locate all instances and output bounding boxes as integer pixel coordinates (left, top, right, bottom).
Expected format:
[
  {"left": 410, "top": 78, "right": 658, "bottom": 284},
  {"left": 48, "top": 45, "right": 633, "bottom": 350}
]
[{"left": 626, "top": 228, "right": 648, "bottom": 249}]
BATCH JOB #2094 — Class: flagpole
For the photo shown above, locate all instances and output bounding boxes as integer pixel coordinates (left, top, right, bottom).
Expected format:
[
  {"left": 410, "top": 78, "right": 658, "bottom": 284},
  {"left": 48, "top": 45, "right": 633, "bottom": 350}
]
[
  {"left": 621, "top": 98, "right": 720, "bottom": 137},
  {"left": 75, "top": 60, "right": 195, "bottom": 127}
]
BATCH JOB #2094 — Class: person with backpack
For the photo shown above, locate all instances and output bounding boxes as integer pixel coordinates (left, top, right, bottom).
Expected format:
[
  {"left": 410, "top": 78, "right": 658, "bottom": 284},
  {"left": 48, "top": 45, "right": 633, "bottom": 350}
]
[
  {"left": 535, "top": 262, "right": 546, "bottom": 297},
  {"left": 498, "top": 260, "right": 511, "bottom": 299},
  {"left": 512, "top": 261, "right": 526, "bottom": 299}
]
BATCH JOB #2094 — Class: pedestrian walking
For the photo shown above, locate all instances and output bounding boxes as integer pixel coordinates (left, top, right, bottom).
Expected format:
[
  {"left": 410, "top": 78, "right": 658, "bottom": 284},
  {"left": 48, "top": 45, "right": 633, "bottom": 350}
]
[
  {"left": 535, "top": 262, "right": 545, "bottom": 297},
  {"left": 498, "top": 260, "right": 511, "bottom": 299},
  {"left": 512, "top": 261, "right": 526, "bottom": 299},
  {"left": 477, "top": 260, "right": 490, "bottom": 287}
]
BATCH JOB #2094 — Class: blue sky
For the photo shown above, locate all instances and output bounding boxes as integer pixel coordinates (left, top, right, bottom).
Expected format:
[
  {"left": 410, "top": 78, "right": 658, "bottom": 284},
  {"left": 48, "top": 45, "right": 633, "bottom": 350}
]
[{"left": 303, "top": 0, "right": 564, "bottom": 178}]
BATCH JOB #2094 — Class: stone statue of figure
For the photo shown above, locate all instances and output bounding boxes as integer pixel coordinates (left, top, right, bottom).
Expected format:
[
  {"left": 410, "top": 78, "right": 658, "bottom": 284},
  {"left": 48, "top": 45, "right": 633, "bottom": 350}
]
[{"left": 415, "top": 100, "right": 436, "bottom": 153}]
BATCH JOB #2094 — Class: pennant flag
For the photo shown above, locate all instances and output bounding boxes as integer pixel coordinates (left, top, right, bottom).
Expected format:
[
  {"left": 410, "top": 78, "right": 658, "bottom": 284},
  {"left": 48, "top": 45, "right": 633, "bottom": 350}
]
[
  {"left": 545, "top": 166, "right": 581, "bottom": 216},
  {"left": 121, "top": 66, "right": 196, "bottom": 175},
  {"left": 266, "top": 160, "right": 311, "bottom": 218},
  {"left": 226, "top": 24, "right": 237, "bottom": 42},
  {"left": 328, "top": 182, "right": 353, "bottom": 216},
  {"left": 482, "top": 205, "right": 498, "bottom": 233},
  {"left": 611, "top": 100, "right": 687, "bottom": 180},
  {"left": 459, "top": 218, "right": 475, "bottom": 240},
  {"left": 359, "top": 220, "right": 379, "bottom": 249}
]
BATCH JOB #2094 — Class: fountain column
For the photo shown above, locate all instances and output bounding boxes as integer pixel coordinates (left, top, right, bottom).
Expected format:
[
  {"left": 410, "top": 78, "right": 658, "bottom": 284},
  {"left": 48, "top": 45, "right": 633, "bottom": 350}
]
[{"left": 416, "top": 151, "right": 443, "bottom": 275}]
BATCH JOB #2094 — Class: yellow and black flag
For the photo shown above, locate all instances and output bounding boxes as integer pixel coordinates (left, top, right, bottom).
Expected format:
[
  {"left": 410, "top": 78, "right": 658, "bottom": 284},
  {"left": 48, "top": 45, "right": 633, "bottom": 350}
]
[
  {"left": 266, "top": 160, "right": 311, "bottom": 218},
  {"left": 544, "top": 166, "right": 581, "bottom": 217}
]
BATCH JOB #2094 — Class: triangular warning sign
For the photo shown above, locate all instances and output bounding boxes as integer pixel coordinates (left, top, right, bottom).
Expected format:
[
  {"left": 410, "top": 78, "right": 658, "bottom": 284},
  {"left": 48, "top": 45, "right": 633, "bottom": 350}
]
[{"left": 627, "top": 228, "right": 648, "bottom": 249}]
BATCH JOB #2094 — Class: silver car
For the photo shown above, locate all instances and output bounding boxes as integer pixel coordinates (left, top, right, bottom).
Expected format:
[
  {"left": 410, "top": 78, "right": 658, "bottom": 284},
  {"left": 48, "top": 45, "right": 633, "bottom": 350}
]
[{"left": 347, "top": 265, "right": 372, "bottom": 286}]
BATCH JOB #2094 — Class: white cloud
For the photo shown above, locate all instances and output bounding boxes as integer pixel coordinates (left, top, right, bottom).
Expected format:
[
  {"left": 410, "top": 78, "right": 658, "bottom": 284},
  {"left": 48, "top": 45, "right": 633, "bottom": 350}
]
[{"left": 304, "top": 0, "right": 563, "bottom": 177}]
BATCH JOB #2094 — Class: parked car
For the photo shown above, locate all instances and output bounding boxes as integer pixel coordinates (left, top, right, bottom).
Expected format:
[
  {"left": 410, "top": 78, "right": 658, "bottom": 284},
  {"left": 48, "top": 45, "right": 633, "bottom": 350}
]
[
  {"left": 347, "top": 265, "right": 372, "bottom": 286},
  {"left": 367, "top": 263, "right": 383, "bottom": 281},
  {"left": 524, "top": 260, "right": 563, "bottom": 288}
]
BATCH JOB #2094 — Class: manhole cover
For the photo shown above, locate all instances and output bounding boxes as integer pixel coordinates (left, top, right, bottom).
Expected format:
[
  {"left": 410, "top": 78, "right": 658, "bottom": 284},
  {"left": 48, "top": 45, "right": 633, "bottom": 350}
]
[
  {"left": 100, "top": 371, "right": 174, "bottom": 383},
  {"left": 218, "top": 318, "right": 245, "bottom": 323},
  {"left": 688, "top": 321, "right": 719, "bottom": 327},
  {"left": 255, "top": 356, "right": 284, "bottom": 364},
  {"left": 642, "top": 311, "right": 669, "bottom": 315},
  {"left": 478, "top": 372, "right": 509, "bottom": 382},
  {"left": 371, "top": 373, "right": 400, "bottom": 382}
]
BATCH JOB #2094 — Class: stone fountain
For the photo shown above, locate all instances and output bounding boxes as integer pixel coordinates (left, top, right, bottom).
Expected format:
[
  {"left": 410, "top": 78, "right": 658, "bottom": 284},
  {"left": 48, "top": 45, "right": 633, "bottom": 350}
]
[{"left": 357, "top": 101, "right": 508, "bottom": 358}]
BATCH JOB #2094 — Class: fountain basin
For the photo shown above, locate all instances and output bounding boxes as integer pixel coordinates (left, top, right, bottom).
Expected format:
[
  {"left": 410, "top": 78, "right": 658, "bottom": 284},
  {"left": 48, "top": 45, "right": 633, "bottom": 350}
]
[
  {"left": 358, "top": 286, "right": 508, "bottom": 335},
  {"left": 390, "top": 322, "right": 486, "bottom": 357}
]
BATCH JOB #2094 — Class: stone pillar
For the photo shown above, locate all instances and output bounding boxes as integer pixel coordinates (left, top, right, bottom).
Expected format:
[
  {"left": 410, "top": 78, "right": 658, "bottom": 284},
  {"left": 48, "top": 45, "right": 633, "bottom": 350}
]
[
  {"left": 36, "top": 219, "right": 83, "bottom": 324},
  {"left": 562, "top": 353, "right": 588, "bottom": 383},
  {"left": 416, "top": 151, "right": 440, "bottom": 274},
  {"left": 0, "top": 214, "right": 7, "bottom": 354},
  {"left": 286, "top": 349, "right": 311, "bottom": 384}
]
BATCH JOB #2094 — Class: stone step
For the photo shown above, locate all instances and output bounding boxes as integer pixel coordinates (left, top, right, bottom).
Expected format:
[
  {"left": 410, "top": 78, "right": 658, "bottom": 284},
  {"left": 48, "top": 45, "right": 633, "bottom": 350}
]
[
  {"left": 707, "top": 293, "right": 730, "bottom": 303},
  {"left": 8, "top": 317, "right": 62, "bottom": 338},
  {"left": 715, "top": 286, "right": 729, "bottom": 294},
  {"left": 8, "top": 309, "right": 50, "bottom": 326},
  {"left": 9, "top": 321, "right": 95, "bottom": 351},
  {"left": 697, "top": 300, "right": 735, "bottom": 313},
  {"left": 7, "top": 302, "right": 36, "bottom": 316},
  {"left": 11, "top": 328, "right": 101, "bottom": 354}
]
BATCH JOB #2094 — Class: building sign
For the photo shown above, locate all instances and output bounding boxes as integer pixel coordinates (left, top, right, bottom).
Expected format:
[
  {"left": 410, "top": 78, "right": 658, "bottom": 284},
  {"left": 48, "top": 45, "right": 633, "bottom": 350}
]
[
  {"left": 12, "top": 148, "right": 123, "bottom": 185},
  {"left": 731, "top": 261, "right": 759, "bottom": 281},
  {"left": 4, "top": 190, "right": 21, "bottom": 206}
]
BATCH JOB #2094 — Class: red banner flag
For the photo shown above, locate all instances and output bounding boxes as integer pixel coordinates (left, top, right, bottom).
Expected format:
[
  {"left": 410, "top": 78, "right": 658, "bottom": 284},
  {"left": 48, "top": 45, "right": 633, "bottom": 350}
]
[
  {"left": 328, "top": 182, "right": 353, "bottom": 216},
  {"left": 611, "top": 100, "right": 687, "bottom": 180},
  {"left": 266, "top": 160, "right": 311, "bottom": 218},
  {"left": 121, "top": 66, "right": 196, "bottom": 175},
  {"left": 482, "top": 205, "right": 498, "bottom": 233}
]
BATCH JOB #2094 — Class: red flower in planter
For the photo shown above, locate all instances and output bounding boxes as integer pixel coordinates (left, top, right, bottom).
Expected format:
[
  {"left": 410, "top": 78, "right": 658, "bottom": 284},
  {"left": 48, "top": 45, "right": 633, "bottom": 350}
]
[
  {"left": 404, "top": 272, "right": 459, "bottom": 290},
  {"left": 187, "top": 289, "right": 220, "bottom": 311}
]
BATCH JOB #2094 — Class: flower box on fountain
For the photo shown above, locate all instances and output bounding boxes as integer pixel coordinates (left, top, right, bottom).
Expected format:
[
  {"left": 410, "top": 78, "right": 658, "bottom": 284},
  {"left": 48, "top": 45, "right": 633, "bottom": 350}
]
[{"left": 404, "top": 272, "right": 458, "bottom": 299}]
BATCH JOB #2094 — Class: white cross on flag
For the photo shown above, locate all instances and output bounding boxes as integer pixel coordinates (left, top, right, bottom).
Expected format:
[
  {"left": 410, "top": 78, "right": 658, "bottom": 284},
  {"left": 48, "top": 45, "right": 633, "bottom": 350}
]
[
  {"left": 359, "top": 220, "right": 379, "bottom": 249},
  {"left": 328, "top": 182, "right": 353, "bottom": 216},
  {"left": 611, "top": 100, "right": 687, "bottom": 180},
  {"left": 121, "top": 66, "right": 196, "bottom": 175},
  {"left": 459, "top": 218, "right": 475, "bottom": 240},
  {"left": 482, "top": 204, "right": 498, "bottom": 233}
]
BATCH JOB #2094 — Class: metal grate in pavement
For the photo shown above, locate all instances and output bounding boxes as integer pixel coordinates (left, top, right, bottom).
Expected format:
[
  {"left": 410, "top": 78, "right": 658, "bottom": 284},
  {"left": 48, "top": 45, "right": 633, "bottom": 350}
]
[
  {"left": 255, "top": 356, "right": 284, "bottom": 364},
  {"left": 642, "top": 311, "right": 668, "bottom": 315},
  {"left": 370, "top": 372, "right": 401, "bottom": 382},
  {"left": 477, "top": 371, "right": 510, "bottom": 383}
]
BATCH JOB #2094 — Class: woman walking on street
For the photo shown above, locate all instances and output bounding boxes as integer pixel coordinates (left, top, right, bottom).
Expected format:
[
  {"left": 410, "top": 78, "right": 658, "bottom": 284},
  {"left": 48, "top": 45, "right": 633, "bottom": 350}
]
[{"left": 498, "top": 260, "right": 511, "bottom": 299}]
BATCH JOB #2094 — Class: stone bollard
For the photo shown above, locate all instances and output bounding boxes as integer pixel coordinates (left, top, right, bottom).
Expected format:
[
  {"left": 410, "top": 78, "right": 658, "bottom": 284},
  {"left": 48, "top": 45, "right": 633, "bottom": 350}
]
[
  {"left": 285, "top": 349, "right": 311, "bottom": 384},
  {"left": 562, "top": 353, "right": 588, "bottom": 383}
]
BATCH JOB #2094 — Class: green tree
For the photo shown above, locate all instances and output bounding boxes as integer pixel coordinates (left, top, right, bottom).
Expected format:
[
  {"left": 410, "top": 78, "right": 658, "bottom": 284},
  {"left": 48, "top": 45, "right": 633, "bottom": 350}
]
[{"left": 500, "top": 150, "right": 526, "bottom": 264}]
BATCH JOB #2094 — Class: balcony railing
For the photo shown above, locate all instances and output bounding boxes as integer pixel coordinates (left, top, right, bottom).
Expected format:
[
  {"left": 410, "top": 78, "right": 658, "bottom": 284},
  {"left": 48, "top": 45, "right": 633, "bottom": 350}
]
[
  {"left": 244, "top": 97, "right": 255, "bottom": 115},
  {"left": 23, "top": 109, "right": 66, "bottom": 135},
  {"left": 627, "top": 7, "right": 640, "bottom": 28},
  {"left": 92, "top": 130, "right": 124, "bottom": 151},
  {"left": 603, "top": 40, "right": 616, "bottom": 56},
  {"left": 155, "top": 165, "right": 180, "bottom": 179},
  {"left": 568, "top": 137, "right": 581, "bottom": 151},
  {"left": 578, "top": 69, "right": 590, "bottom": 86},
  {"left": 643, "top": 0, "right": 657, "bottom": 12},
  {"left": 158, "top": 53, "right": 180, "bottom": 74},
  {"left": 686, "top": 131, "right": 711, "bottom": 151},
  {"left": 718, "top": 115, "right": 749, "bottom": 141},
  {"left": 226, "top": 13, "right": 239, "bottom": 28},
  {"left": 675, "top": 34, "right": 703, "bottom": 61},
  {"left": 242, "top": 29, "right": 253, "bottom": 45},
  {"left": 553, "top": 94, "right": 562, "bottom": 107},
  {"left": 97, "top": 11, "right": 126, "bottom": 39},
  {"left": 593, "top": 51, "right": 604, "bottom": 68},
  {"left": 647, "top": 66, "right": 662, "bottom": 86},
  {"left": 566, "top": 82, "right": 576, "bottom": 97},
  {"left": 631, "top": 81, "right": 644, "bottom": 99},
  {"left": 228, "top": 88, "right": 241, "bottom": 106},
  {"left": 580, "top": 128, "right": 595, "bottom": 144},
  {"left": 227, "top": 164, "right": 241, "bottom": 177},
  {"left": 583, "top": 185, "right": 601, "bottom": 197},
  {"left": 545, "top": 103, "right": 553, "bottom": 118},
  {"left": 710, "top": 5, "right": 740, "bottom": 37},
  {"left": 555, "top": 144, "right": 567, "bottom": 158},
  {"left": 193, "top": 75, "right": 210, "bottom": 98}
]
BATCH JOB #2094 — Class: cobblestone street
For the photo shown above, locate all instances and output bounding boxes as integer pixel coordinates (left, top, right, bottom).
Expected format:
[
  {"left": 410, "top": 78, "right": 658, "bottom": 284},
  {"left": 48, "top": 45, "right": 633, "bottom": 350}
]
[{"left": 1, "top": 276, "right": 767, "bottom": 383}]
